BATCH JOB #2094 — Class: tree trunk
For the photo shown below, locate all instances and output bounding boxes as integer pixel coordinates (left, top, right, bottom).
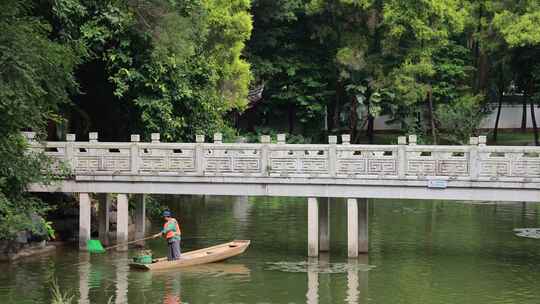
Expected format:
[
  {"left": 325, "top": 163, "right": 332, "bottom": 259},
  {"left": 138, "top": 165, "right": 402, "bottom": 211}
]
[
  {"left": 350, "top": 96, "right": 358, "bottom": 143},
  {"left": 473, "top": 3, "right": 483, "bottom": 93},
  {"left": 492, "top": 86, "right": 504, "bottom": 143},
  {"left": 528, "top": 81, "right": 539, "bottom": 146},
  {"left": 367, "top": 113, "right": 374, "bottom": 144},
  {"left": 288, "top": 103, "right": 295, "bottom": 134},
  {"left": 427, "top": 87, "right": 437, "bottom": 144},
  {"left": 332, "top": 81, "right": 343, "bottom": 133},
  {"left": 521, "top": 97, "right": 528, "bottom": 132},
  {"left": 530, "top": 101, "right": 538, "bottom": 146}
]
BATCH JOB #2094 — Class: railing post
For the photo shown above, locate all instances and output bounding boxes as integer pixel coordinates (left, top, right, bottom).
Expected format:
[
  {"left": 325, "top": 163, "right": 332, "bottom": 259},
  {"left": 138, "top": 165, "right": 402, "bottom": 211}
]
[
  {"left": 341, "top": 134, "right": 350, "bottom": 145},
  {"left": 213, "top": 133, "right": 222, "bottom": 144},
  {"left": 66, "top": 134, "right": 76, "bottom": 170},
  {"left": 22, "top": 131, "right": 36, "bottom": 143},
  {"left": 398, "top": 136, "right": 407, "bottom": 179},
  {"left": 260, "top": 135, "right": 271, "bottom": 176},
  {"left": 469, "top": 137, "right": 479, "bottom": 180},
  {"left": 130, "top": 134, "right": 140, "bottom": 175},
  {"left": 151, "top": 133, "right": 160, "bottom": 143},
  {"left": 196, "top": 135, "right": 205, "bottom": 176},
  {"left": 478, "top": 135, "right": 487, "bottom": 147},
  {"left": 277, "top": 134, "right": 286, "bottom": 144},
  {"left": 408, "top": 134, "right": 417, "bottom": 146},
  {"left": 328, "top": 136, "right": 337, "bottom": 177},
  {"left": 89, "top": 132, "right": 98, "bottom": 143}
]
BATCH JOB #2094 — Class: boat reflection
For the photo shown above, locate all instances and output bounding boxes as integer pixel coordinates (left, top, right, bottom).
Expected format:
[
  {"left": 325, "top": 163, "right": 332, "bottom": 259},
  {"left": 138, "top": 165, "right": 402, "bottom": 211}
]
[{"left": 151, "top": 263, "right": 251, "bottom": 278}]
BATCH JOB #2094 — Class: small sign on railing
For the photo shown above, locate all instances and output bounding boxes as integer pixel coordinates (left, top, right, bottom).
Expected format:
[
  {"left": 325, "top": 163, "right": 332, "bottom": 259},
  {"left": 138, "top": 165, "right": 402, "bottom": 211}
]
[{"left": 427, "top": 180, "right": 448, "bottom": 189}]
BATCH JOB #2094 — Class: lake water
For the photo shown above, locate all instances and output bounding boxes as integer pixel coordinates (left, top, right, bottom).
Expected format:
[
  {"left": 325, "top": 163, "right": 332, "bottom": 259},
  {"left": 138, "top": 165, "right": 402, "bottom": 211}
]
[{"left": 1, "top": 196, "right": 540, "bottom": 303}]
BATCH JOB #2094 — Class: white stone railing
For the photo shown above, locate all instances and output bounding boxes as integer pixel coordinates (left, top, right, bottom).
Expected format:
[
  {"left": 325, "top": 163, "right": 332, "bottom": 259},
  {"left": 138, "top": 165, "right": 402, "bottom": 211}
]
[{"left": 22, "top": 132, "right": 540, "bottom": 183}]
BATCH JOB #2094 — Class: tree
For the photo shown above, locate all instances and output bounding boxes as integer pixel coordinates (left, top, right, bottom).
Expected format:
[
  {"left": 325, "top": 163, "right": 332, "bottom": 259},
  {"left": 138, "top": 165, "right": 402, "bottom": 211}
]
[
  {"left": 493, "top": 0, "right": 540, "bottom": 145},
  {"left": 0, "top": 0, "right": 77, "bottom": 239},
  {"left": 50, "top": 0, "right": 253, "bottom": 141}
]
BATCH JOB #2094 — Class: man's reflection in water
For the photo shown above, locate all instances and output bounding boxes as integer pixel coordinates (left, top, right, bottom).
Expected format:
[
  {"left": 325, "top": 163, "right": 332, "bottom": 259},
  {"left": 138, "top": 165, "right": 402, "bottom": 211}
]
[{"left": 162, "top": 274, "right": 182, "bottom": 304}]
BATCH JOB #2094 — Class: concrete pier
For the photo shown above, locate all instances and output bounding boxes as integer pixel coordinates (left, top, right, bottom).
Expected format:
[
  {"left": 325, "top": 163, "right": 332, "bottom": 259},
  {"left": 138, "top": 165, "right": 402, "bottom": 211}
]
[
  {"left": 358, "top": 199, "right": 369, "bottom": 253},
  {"left": 308, "top": 197, "right": 319, "bottom": 257},
  {"left": 134, "top": 194, "right": 146, "bottom": 244},
  {"left": 79, "top": 193, "right": 91, "bottom": 250},
  {"left": 319, "top": 198, "right": 330, "bottom": 252},
  {"left": 116, "top": 194, "right": 129, "bottom": 251},
  {"left": 98, "top": 193, "right": 111, "bottom": 245},
  {"left": 347, "top": 198, "right": 358, "bottom": 258}
]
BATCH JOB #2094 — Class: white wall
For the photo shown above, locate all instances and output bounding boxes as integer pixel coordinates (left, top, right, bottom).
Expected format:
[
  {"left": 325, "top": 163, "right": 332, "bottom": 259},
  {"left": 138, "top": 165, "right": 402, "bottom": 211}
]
[{"left": 373, "top": 104, "right": 540, "bottom": 131}]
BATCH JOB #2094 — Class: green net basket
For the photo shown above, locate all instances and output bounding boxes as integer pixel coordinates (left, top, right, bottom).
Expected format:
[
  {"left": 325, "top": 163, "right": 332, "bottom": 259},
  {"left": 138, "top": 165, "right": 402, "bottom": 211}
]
[
  {"left": 87, "top": 240, "right": 105, "bottom": 253},
  {"left": 133, "top": 255, "right": 153, "bottom": 264}
]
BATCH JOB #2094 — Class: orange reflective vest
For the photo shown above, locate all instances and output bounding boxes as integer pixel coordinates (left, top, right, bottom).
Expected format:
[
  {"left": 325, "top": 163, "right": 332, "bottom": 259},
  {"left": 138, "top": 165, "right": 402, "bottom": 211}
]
[{"left": 163, "top": 218, "right": 181, "bottom": 239}]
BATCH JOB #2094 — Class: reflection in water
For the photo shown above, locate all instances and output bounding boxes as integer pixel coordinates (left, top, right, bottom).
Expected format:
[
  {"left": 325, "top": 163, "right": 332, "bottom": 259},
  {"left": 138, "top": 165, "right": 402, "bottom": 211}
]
[
  {"left": 346, "top": 259, "right": 359, "bottom": 304},
  {"left": 359, "top": 254, "right": 369, "bottom": 303},
  {"left": 306, "top": 257, "right": 318, "bottom": 304},
  {"left": 78, "top": 253, "right": 90, "bottom": 304},
  {"left": 347, "top": 254, "right": 369, "bottom": 304},
  {"left": 306, "top": 256, "right": 370, "bottom": 304},
  {"left": 162, "top": 273, "right": 182, "bottom": 304},
  {"left": 115, "top": 253, "right": 129, "bottom": 304},
  {"left": 180, "top": 263, "right": 251, "bottom": 278}
]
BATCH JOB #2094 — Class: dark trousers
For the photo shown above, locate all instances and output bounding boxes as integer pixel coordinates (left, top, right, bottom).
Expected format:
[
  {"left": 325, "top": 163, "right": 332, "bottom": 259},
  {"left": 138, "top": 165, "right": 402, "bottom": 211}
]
[{"left": 167, "top": 239, "right": 181, "bottom": 261}]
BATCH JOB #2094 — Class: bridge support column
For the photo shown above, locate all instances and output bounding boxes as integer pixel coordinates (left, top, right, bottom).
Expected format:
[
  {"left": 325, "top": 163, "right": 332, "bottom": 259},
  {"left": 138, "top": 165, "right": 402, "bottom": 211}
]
[
  {"left": 347, "top": 198, "right": 358, "bottom": 258},
  {"left": 308, "top": 197, "right": 319, "bottom": 257},
  {"left": 116, "top": 194, "right": 129, "bottom": 251},
  {"left": 358, "top": 198, "right": 369, "bottom": 253},
  {"left": 134, "top": 194, "right": 146, "bottom": 245},
  {"left": 319, "top": 198, "right": 330, "bottom": 252},
  {"left": 79, "top": 193, "right": 91, "bottom": 250},
  {"left": 98, "top": 193, "right": 111, "bottom": 246}
]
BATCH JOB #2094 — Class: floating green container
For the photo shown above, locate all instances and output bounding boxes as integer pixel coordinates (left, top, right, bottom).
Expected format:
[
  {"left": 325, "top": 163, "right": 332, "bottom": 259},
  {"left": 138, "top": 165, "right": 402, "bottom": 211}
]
[{"left": 133, "top": 255, "right": 152, "bottom": 264}]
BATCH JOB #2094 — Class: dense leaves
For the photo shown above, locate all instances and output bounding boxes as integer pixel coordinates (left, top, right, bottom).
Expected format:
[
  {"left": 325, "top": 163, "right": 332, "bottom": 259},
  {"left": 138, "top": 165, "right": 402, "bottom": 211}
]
[{"left": 0, "top": 0, "right": 77, "bottom": 239}]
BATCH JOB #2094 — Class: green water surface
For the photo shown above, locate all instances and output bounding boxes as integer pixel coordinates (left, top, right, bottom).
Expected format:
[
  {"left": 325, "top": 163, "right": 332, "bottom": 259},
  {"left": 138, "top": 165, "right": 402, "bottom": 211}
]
[{"left": 1, "top": 196, "right": 540, "bottom": 304}]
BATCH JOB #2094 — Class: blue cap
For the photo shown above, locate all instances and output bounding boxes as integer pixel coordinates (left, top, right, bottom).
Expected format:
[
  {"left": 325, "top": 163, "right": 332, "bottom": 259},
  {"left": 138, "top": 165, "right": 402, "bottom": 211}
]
[{"left": 162, "top": 210, "right": 172, "bottom": 217}]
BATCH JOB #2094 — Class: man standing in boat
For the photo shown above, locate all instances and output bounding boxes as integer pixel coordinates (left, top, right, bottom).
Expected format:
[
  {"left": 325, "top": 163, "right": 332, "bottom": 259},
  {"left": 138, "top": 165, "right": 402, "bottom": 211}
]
[{"left": 153, "top": 210, "right": 182, "bottom": 261}]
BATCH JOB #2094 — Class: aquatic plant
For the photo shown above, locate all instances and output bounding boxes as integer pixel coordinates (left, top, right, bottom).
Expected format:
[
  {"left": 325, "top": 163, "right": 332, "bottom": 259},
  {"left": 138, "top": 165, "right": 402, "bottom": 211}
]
[{"left": 50, "top": 279, "right": 74, "bottom": 304}]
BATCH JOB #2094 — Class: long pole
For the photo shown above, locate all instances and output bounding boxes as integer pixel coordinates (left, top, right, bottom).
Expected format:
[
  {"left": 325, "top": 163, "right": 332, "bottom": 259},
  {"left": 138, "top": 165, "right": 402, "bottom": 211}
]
[{"left": 104, "top": 235, "right": 155, "bottom": 251}]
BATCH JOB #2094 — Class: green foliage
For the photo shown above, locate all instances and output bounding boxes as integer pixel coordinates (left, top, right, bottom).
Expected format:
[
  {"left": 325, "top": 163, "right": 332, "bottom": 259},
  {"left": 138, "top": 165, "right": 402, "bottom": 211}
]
[
  {"left": 436, "top": 94, "right": 485, "bottom": 144},
  {"left": 493, "top": 1, "right": 540, "bottom": 47},
  {"left": 144, "top": 195, "right": 167, "bottom": 218},
  {"left": 0, "top": 0, "right": 77, "bottom": 240},
  {"left": 51, "top": 0, "right": 253, "bottom": 141}
]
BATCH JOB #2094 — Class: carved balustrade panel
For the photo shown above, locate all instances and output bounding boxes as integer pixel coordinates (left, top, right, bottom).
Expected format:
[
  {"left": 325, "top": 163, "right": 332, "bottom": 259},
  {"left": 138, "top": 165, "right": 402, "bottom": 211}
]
[
  {"left": 139, "top": 144, "right": 196, "bottom": 174},
  {"left": 31, "top": 137, "right": 540, "bottom": 182},
  {"left": 478, "top": 148, "right": 540, "bottom": 178},
  {"left": 406, "top": 147, "right": 469, "bottom": 177},
  {"left": 35, "top": 143, "right": 67, "bottom": 172},
  {"left": 203, "top": 145, "right": 262, "bottom": 175},
  {"left": 73, "top": 144, "right": 131, "bottom": 173},
  {"left": 269, "top": 145, "right": 329, "bottom": 176},
  {"left": 336, "top": 146, "right": 397, "bottom": 177}
]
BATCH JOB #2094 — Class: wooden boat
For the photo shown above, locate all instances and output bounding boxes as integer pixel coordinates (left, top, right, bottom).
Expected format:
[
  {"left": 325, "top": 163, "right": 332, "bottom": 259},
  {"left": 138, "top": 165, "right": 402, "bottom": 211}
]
[{"left": 129, "top": 240, "right": 250, "bottom": 271}]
